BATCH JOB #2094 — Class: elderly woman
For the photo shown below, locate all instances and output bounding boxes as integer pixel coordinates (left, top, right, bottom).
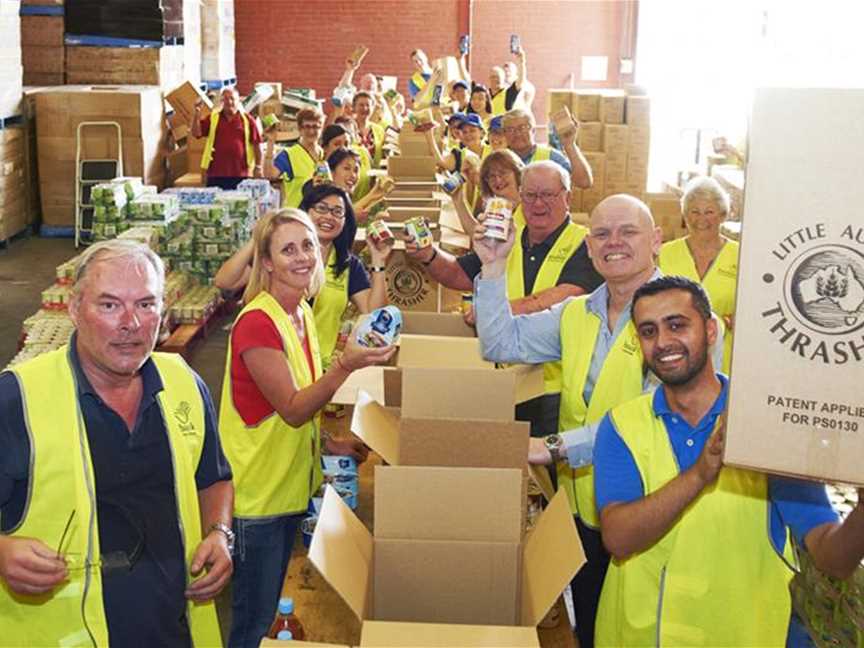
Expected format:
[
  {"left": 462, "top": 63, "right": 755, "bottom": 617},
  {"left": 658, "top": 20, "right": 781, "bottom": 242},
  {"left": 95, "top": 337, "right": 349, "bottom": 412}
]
[
  {"left": 219, "top": 209, "right": 394, "bottom": 648},
  {"left": 658, "top": 176, "right": 739, "bottom": 373},
  {"left": 448, "top": 148, "right": 525, "bottom": 236}
]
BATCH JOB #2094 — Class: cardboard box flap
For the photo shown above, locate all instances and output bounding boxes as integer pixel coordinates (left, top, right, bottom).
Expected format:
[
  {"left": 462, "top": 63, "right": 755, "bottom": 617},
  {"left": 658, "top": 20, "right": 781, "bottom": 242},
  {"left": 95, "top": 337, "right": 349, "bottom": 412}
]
[
  {"left": 397, "top": 335, "right": 486, "bottom": 369},
  {"left": 351, "top": 390, "right": 401, "bottom": 465},
  {"left": 512, "top": 364, "right": 545, "bottom": 404},
  {"left": 332, "top": 366, "right": 386, "bottom": 406},
  {"left": 520, "top": 490, "right": 586, "bottom": 625},
  {"left": 309, "top": 487, "right": 374, "bottom": 621},
  {"left": 401, "top": 366, "right": 520, "bottom": 422},
  {"left": 360, "top": 620, "right": 540, "bottom": 647},
  {"left": 401, "top": 312, "right": 475, "bottom": 337},
  {"left": 439, "top": 227, "right": 471, "bottom": 251},
  {"left": 374, "top": 466, "right": 523, "bottom": 543}
]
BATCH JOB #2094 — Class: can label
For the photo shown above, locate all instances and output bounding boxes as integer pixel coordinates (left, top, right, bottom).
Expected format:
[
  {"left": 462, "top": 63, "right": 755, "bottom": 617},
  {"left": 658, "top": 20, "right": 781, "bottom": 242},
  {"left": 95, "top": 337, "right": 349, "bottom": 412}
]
[
  {"left": 314, "top": 163, "right": 332, "bottom": 183},
  {"left": 440, "top": 171, "right": 464, "bottom": 195},
  {"left": 405, "top": 217, "right": 434, "bottom": 248},
  {"left": 262, "top": 113, "right": 279, "bottom": 129},
  {"left": 460, "top": 292, "right": 474, "bottom": 315},
  {"left": 483, "top": 197, "right": 513, "bottom": 241},
  {"left": 368, "top": 219, "right": 395, "bottom": 245}
]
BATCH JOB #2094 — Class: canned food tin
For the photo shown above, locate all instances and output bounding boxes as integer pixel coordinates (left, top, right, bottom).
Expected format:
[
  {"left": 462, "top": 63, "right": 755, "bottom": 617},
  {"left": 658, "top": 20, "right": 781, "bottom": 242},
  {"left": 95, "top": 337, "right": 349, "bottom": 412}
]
[
  {"left": 460, "top": 292, "right": 473, "bottom": 315},
  {"left": 367, "top": 219, "right": 394, "bottom": 245},
  {"left": 483, "top": 197, "right": 513, "bottom": 241},
  {"left": 440, "top": 171, "right": 464, "bottom": 194},
  {"left": 405, "top": 216, "right": 434, "bottom": 248},
  {"left": 262, "top": 113, "right": 280, "bottom": 129},
  {"left": 314, "top": 163, "right": 332, "bottom": 184}
]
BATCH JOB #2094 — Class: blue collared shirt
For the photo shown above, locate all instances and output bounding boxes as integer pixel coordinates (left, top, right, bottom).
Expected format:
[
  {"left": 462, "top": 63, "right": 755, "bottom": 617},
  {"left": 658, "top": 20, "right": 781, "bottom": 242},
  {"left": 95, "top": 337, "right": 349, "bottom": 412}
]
[{"left": 593, "top": 375, "right": 839, "bottom": 553}]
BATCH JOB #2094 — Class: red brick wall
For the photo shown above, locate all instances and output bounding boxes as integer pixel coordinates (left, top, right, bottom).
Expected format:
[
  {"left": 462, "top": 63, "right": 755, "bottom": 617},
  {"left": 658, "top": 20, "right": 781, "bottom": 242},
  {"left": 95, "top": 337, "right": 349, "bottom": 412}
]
[{"left": 235, "top": 0, "right": 627, "bottom": 122}]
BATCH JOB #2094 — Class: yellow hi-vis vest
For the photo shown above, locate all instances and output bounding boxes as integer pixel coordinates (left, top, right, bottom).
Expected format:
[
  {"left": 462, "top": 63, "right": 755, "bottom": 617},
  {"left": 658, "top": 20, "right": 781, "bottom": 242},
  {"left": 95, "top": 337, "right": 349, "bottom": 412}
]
[
  {"left": 366, "top": 122, "right": 385, "bottom": 168},
  {"left": 491, "top": 89, "right": 508, "bottom": 116},
  {"left": 200, "top": 109, "right": 256, "bottom": 174},
  {"left": 659, "top": 237, "right": 740, "bottom": 374},
  {"left": 558, "top": 298, "right": 644, "bottom": 526},
  {"left": 219, "top": 291, "right": 324, "bottom": 517},
  {"left": 312, "top": 248, "right": 350, "bottom": 369},
  {"left": 528, "top": 144, "right": 553, "bottom": 164},
  {"left": 506, "top": 222, "right": 588, "bottom": 394},
  {"left": 2, "top": 347, "right": 222, "bottom": 648},
  {"left": 595, "top": 393, "right": 792, "bottom": 647},
  {"left": 351, "top": 143, "right": 374, "bottom": 201},
  {"left": 280, "top": 143, "right": 320, "bottom": 208}
]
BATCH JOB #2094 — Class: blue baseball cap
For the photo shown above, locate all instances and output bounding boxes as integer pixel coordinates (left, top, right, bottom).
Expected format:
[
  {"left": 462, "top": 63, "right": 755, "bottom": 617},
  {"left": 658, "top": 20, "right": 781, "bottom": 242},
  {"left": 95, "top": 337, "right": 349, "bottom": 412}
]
[
  {"left": 452, "top": 79, "right": 469, "bottom": 91},
  {"left": 488, "top": 116, "right": 504, "bottom": 132},
  {"left": 459, "top": 113, "right": 485, "bottom": 130},
  {"left": 447, "top": 112, "right": 468, "bottom": 125}
]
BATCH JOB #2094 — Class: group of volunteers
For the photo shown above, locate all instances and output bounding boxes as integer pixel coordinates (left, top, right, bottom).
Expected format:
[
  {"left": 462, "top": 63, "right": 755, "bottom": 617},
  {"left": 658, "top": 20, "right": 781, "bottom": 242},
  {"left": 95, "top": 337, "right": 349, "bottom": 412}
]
[{"left": 1, "top": 38, "right": 862, "bottom": 648}]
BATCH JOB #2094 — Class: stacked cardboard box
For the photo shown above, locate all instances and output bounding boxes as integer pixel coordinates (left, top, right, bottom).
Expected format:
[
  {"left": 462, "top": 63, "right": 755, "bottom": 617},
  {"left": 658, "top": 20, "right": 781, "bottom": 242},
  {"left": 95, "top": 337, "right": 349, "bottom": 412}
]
[
  {"left": 0, "top": 2, "right": 24, "bottom": 120},
  {"left": 201, "top": 0, "right": 235, "bottom": 82},
  {"left": 65, "top": 0, "right": 183, "bottom": 42},
  {"left": 547, "top": 88, "right": 651, "bottom": 215},
  {"left": 34, "top": 86, "right": 167, "bottom": 227},
  {"left": 20, "top": 89, "right": 41, "bottom": 226},
  {"left": 183, "top": 0, "right": 202, "bottom": 87},
  {"left": 0, "top": 127, "right": 30, "bottom": 241},
  {"left": 65, "top": 45, "right": 186, "bottom": 92},
  {"left": 20, "top": 11, "right": 65, "bottom": 86}
]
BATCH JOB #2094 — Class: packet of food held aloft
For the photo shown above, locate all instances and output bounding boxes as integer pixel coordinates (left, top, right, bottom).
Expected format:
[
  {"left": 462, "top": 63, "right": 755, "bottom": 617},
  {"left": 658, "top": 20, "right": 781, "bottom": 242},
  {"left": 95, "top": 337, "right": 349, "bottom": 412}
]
[{"left": 356, "top": 306, "right": 402, "bottom": 348}]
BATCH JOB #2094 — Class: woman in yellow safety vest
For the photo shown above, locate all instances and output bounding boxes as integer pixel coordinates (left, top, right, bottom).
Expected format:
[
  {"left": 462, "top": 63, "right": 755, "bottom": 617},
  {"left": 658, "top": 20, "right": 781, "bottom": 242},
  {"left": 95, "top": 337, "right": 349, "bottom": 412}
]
[
  {"left": 450, "top": 148, "right": 526, "bottom": 237},
  {"left": 218, "top": 208, "right": 394, "bottom": 647},
  {"left": 265, "top": 108, "right": 325, "bottom": 208},
  {"left": 299, "top": 182, "right": 393, "bottom": 368},
  {"left": 323, "top": 121, "right": 374, "bottom": 203},
  {"left": 467, "top": 83, "right": 493, "bottom": 129},
  {"left": 658, "top": 176, "right": 739, "bottom": 373},
  {"left": 327, "top": 147, "right": 392, "bottom": 224}
]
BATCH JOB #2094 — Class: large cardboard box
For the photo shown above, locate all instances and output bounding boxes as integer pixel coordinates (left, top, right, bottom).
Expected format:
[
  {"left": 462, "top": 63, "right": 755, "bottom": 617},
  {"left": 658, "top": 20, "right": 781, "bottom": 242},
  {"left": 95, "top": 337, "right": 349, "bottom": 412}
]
[
  {"left": 21, "top": 15, "right": 64, "bottom": 47},
  {"left": 387, "top": 156, "right": 437, "bottom": 181},
  {"left": 65, "top": 45, "right": 186, "bottom": 91},
  {"left": 202, "top": 0, "right": 236, "bottom": 80},
  {"left": 599, "top": 90, "right": 626, "bottom": 124},
  {"left": 382, "top": 250, "right": 439, "bottom": 312},
  {"left": 625, "top": 95, "right": 650, "bottom": 127},
  {"left": 645, "top": 192, "right": 685, "bottom": 241},
  {"left": 165, "top": 81, "right": 213, "bottom": 141},
  {"left": 603, "top": 124, "right": 629, "bottom": 154},
  {"left": 311, "top": 469, "right": 584, "bottom": 627},
  {"left": 360, "top": 621, "right": 539, "bottom": 647},
  {"left": 574, "top": 91, "right": 601, "bottom": 122},
  {"left": 726, "top": 88, "right": 864, "bottom": 486},
  {"left": 576, "top": 122, "right": 603, "bottom": 152},
  {"left": 22, "top": 45, "right": 64, "bottom": 75},
  {"left": 546, "top": 89, "right": 575, "bottom": 117}
]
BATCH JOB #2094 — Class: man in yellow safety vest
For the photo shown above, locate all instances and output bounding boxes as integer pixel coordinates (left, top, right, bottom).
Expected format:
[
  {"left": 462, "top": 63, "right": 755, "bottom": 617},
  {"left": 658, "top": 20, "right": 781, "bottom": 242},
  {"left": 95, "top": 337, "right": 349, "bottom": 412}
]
[{"left": 0, "top": 240, "right": 234, "bottom": 647}]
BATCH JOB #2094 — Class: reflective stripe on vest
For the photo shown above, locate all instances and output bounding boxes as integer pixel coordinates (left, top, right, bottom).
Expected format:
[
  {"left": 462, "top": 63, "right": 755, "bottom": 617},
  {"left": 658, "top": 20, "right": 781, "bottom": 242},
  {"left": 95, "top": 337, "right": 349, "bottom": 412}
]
[
  {"left": 529, "top": 144, "right": 552, "bottom": 163},
  {"left": 218, "top": 291, "right": 323, "bottom": 517},
  {"left": 280, "top": 143, "right": 320, "bottom": 208},
  {"left": 312, "top": 248, "right": 350, "bottom": 369},
  {"left": 506, "top": 222, "right": 588, "bottom": 394},
  {"left": 3, "top": 347, "right": 221, "bottom": 647},
  {"left": 659, "top": 237, "right": 740, "bottom": 374},
  {"left": 595, "top": 394, "right": 792, "bottom": 647},
  {"left": 558, "top": 298, "right": 644, "bottom": 524},
  {"left": 200, "top": 109, "right": 256, "bottom": 173}
]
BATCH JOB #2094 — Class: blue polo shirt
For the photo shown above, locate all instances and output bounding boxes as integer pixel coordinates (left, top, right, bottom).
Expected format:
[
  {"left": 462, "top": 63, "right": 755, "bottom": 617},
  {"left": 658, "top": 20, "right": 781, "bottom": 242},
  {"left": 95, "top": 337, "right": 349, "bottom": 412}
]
[
  {"left": 594, "top": 374, "right": 839, "bottom": 554},
  {"left": 0, "top": 338, "right": 232, "bottom": 647}
]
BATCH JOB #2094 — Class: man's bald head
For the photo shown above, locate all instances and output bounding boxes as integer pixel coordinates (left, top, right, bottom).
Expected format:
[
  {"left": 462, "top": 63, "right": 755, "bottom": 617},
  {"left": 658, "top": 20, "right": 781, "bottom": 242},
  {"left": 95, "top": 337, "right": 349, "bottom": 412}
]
[{"left": 586, "top": 193, "right": 662, "bottom": 285}]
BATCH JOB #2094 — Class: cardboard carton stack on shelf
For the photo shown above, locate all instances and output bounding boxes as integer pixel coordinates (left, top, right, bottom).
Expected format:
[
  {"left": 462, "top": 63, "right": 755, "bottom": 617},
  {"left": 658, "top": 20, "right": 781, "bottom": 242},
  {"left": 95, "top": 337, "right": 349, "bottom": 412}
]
[
  {"left": 20, "top": 3, "right": 65, "bottom": 86},
  {"left": 65, "top": 45, "right": 186, "bottom": 92},
  {"left": 0, "top": 1, "right": 24, "bottom": 121},
  {"left": 0, "top": 126, "right": 31, "bottom": 241},
  {"left": 34, "top": 86, "right": 167, "bottom": 228},
  {"left": 201, "top": 0, "right": 235, "bottom": 83},
  {"left": 547, "top": 88, "right": 652, "bottom": 223}
]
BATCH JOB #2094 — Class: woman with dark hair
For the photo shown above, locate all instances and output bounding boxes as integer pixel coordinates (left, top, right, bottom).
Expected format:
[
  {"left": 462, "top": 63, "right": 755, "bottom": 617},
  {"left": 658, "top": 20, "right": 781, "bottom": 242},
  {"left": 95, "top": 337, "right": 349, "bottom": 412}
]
[
  {"left": 326, "top": 147, "right": 391, "bottom": 223},
  {"left": 325, "top": 121, "right": 374, "bottom": 201},
  {"left": 299, "top": 183, "right": 392, "bottom": 367},
  {"left": 467, "top": 84, "right": 493, "bottom": 128}
]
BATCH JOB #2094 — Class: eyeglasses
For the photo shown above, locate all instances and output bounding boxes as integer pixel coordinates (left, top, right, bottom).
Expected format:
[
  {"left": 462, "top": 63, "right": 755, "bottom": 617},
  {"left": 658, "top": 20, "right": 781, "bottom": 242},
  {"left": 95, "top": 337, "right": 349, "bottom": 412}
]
[
  {"left": 504, "top": 124, "right": 531, "bottom": 135},
  {"left": 312, "top": 203, "right": 346, "bottom": 219},
  {"left": 521, "top": 189, "right": 565, "bottom": 204}
]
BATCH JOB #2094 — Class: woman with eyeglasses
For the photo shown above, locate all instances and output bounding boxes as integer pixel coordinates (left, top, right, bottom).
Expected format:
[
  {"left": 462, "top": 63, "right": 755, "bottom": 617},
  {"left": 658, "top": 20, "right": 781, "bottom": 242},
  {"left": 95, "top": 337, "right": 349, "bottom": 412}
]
[
  {"left": 658, "top": 176, "right": 739, "bottom": 373},
  {"left": 449, "top": 149, "right": 526, "bottom": 237},
  {"left": 299, "top": 183, "right": 393, "bottom": 368},
  {"left": 264, "top": 108, "right": 325, "bottom": 208},
  {"left": 218, "top": 208, "right": 395, "bottom": 648}
]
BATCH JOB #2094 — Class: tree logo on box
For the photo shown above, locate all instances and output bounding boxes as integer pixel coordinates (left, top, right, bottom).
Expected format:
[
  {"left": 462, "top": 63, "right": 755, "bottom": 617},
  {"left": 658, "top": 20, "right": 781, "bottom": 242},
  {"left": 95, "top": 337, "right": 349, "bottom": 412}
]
[
  {"left": 785, "top": 245, "right": 864, "bottom": 336},
  {"left": 761, "top": 224, "right": 864, "bottom": 364},
  {"left": 386, "top": 258, "right": 432, "bottom": 308}
]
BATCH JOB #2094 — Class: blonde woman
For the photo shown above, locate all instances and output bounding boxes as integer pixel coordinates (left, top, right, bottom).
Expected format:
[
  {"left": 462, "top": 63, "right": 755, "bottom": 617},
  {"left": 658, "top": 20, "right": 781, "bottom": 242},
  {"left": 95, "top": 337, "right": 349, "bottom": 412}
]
[{"left": 218, "top": 209, "right": 394, "bottom": 648}]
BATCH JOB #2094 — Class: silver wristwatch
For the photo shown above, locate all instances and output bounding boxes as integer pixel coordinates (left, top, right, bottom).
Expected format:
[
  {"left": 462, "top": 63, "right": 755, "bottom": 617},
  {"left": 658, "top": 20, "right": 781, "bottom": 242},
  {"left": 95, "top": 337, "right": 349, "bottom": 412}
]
[
  {"left": 544, "top": 434, "right": 564, "bottom": 463},
  {"left": 208, "top": 522, "right": 236, "bottom": 555}
]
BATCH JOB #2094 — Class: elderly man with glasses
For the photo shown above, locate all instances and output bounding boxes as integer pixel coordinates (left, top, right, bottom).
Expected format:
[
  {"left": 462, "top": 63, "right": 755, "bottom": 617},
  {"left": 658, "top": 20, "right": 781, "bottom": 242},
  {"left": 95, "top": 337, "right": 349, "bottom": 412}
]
[
  {"left": 503, "top": 108, "right": 593, "bottom": 190},
  {"left": 407, "top": 160, "right": 602, "bottom": 439}
]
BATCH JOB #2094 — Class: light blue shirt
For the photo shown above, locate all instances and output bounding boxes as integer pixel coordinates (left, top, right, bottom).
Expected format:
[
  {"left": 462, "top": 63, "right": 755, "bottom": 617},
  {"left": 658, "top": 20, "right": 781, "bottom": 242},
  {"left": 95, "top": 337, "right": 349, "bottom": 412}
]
[{"left": 475, "top": 269, "right": 723, "bottom": 467}]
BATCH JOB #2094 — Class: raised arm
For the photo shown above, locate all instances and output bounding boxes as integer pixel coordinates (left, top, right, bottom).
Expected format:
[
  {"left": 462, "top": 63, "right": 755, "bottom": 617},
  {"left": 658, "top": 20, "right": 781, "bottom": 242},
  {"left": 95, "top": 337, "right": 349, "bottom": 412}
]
[{"left": 803, "top": 491, "right": 864, "bottom": 580}]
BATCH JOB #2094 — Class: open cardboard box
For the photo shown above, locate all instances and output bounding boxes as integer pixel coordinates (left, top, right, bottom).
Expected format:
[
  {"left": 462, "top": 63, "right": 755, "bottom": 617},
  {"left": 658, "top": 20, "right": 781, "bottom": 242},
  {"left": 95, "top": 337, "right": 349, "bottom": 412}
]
[
  {"left": 388, "top": 156, "right": 437, "bottom": 180},
  {"left": 383, "top": 205, "right": 441, "bottom": 224},
  {"left": 310, "top": 467, "right": 584, "bottom": 628}
]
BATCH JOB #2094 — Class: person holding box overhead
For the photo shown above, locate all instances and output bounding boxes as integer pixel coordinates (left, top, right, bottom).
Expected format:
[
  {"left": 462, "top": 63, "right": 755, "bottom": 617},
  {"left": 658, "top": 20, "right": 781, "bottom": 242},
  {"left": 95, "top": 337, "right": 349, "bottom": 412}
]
[
  {"left": 265, "top": 108, "right": 325, "bottom": 208},
  {"left": 659, "top": 175, "right": 739, "bottom": 374},
  {"left": 407, "top": 49, "right": 433, "bottom": 102},
  {"left": 194, "top": 87, "right": 263, "bottom": 190},
  {"left": 219, "top": 209, "right": 394, "bottom": 648},
  {"left": 592, "top": 275, "right": 864, "bottom": 647}
]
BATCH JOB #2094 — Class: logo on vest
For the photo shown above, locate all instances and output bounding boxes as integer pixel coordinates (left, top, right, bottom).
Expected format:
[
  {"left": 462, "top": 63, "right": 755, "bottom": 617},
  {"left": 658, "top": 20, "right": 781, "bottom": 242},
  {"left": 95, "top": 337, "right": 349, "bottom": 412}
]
[
  {"left": 546, "top": 245, "right": 572, "bottom": 264},
  {"left": 386, "top": 257, "right": 433, "bottom": 308},
  {"left": 622, "top": 334, "right": 640, "bottom": 356},
  {"left": 761, "top": 224, "right": 864, "bottom": 363},
  {"left": 174, "top": 401, "right": 196, "bottom": 433}
]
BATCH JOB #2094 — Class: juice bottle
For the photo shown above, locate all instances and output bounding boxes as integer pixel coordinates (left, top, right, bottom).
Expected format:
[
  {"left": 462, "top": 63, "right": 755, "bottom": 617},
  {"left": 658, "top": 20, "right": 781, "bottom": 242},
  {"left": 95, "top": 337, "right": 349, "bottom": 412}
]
[{"left": 267, "top": 597, "right": 305, "bottom": 640}]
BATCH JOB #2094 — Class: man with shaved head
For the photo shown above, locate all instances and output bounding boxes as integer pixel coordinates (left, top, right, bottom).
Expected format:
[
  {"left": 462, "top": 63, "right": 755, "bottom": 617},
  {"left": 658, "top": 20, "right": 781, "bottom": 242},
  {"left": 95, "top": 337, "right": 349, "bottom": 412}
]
[{"left": 473, "top": 193, "right": 666, "bottom": 647}]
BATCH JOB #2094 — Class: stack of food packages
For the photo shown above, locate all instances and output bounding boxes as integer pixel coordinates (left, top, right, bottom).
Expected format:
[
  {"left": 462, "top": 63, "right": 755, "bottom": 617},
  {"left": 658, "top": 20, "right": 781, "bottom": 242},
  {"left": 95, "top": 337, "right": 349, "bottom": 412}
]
[
  {"left": 792, "top": 486, "right": 862, "bottom": 647},
  {"left": 91, "top": 177, "right": 157, "bottom": 241},
  {"left": 128, "top": 193, "right": 183, "bottom": 249}
]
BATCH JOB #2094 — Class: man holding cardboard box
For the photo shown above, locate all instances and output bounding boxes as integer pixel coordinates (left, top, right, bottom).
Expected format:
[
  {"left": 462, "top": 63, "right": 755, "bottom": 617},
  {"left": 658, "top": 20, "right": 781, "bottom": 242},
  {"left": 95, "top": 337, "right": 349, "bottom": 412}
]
[
  {"left": 193, "top": 87, "right": 263, "bottom": 190},
  {"left": 502, "top": 108, "right": 593, "bottom": 191},
  {"left": 593, "top": 275, "right": 864, "bottom": 647}
]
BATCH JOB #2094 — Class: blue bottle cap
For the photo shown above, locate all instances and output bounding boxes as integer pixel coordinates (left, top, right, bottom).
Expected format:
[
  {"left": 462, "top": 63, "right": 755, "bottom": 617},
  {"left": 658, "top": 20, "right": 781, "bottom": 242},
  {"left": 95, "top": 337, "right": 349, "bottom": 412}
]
[
  {"left": 277, "top": 597, "right": 294, "bottom": 615},
  {"left": 277, "top": 630, "right": 293, "bottom": 640}
]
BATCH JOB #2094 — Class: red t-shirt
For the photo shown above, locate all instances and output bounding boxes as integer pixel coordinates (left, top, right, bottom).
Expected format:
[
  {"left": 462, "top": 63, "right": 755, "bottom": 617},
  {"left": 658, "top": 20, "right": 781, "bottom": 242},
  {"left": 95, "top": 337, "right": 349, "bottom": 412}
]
[
  {"left": 200, "top": 111, "right": 262, "bottom": 178},
  {"left": 230, "top": 310, "right": 316, "bottom": 426}
]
